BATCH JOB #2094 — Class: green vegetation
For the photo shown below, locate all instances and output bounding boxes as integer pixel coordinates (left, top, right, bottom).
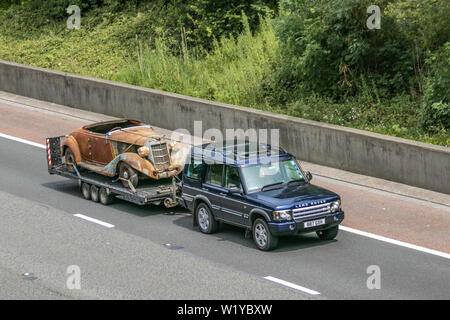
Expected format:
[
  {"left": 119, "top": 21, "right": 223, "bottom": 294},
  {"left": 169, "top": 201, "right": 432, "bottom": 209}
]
[{"left": 0, "top": 0, "right": 448, "bottom": 146}]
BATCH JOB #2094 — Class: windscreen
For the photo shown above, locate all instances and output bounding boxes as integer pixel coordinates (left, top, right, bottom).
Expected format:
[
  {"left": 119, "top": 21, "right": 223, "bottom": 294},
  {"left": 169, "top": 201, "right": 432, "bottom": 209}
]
[{"left": 240, "top": 159, "right": 305, "bottom": 192}]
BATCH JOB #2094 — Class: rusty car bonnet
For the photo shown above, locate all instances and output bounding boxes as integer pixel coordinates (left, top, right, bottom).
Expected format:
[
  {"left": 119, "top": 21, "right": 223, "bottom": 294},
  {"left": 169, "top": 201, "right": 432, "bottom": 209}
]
[{"left": 107, "top": 127, "right": 163, "bottom": 146}]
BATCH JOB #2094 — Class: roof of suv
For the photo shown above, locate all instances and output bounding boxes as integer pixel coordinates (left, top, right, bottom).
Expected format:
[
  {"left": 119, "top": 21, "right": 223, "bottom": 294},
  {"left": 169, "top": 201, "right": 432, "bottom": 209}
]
[{"left": 190, "top": 140, "right": 292, "bottom": 166}]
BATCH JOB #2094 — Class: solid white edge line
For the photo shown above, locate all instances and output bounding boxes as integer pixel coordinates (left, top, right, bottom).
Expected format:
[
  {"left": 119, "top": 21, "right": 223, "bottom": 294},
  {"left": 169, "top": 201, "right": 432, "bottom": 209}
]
[
  {"left": 339, "top": 225, "right": 450, "bottom": 259},
  {"left": 264, "top": 276, "right": 320, "bottom": 295},
  {"left": 2, "top": 131, "right": 450, "bottom": 259},
  {"left": 73, "top": 214, "right": 115, "bottom": 228},
  {"left": 0, "top": 132, "right": 46, "bottom": 149}
]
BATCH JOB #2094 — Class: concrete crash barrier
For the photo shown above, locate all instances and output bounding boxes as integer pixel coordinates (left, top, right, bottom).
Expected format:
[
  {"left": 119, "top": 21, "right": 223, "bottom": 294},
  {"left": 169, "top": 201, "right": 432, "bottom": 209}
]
[{"left": 0, "top": 59, "right": 448, "bottom": 194}]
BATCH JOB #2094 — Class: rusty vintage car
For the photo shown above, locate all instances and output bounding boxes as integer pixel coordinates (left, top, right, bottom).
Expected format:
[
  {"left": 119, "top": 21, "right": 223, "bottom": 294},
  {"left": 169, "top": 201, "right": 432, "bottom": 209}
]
[{"left": 62, "top": 119, "right": 182, "bottom": 188}]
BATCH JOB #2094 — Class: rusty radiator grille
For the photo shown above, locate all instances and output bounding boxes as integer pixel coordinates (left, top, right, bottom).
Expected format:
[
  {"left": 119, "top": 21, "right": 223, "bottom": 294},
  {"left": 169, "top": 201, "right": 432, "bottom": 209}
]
[{"left": 151, "top": 143, "right": 170, "bottom": 169}]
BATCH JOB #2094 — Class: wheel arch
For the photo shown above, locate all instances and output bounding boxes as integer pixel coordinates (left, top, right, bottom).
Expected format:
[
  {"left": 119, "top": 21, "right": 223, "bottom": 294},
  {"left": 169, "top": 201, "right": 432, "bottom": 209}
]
[
  {"left": 62, "top": 136, "right": 82, "bottom": 164},
  {"left": 192, "top": 195, "right": 213, "bottom": 227},
  {"left": 249, "top": 208, "right": 271, "bottom": 226}
]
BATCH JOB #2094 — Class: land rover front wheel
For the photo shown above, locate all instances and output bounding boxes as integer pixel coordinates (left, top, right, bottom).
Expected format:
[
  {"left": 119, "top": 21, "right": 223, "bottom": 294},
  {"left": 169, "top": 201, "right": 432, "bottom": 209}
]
[
  {"left": 196, "top": 203, "right": 218, "bottom": 234},
  {"left": 316, "top": 226, "right": 339, "bottom": 240},
  {"left": 252, "top": 218, "right": 278, "bottom": 251}
]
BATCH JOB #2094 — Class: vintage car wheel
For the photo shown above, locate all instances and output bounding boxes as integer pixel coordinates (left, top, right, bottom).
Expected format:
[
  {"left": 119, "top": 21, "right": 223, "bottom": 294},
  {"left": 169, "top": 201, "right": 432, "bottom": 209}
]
[
  {"left": 65, "top": 148, "right": 77, "bottom": 173},
  {"left": 119, "top": 163, "right": 139, "bottom": 189}
]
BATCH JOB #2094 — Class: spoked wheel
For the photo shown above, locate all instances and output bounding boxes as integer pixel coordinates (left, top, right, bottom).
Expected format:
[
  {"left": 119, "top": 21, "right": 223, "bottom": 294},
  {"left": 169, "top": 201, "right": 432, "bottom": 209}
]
[
  {"left": 252, "top": 218, "right": 278, "bottom": 251},
  {"left": 119, "top": 163, "right": 138, "bottom": 189},
  {"left": 65, "top": 148, "right": 77, "bottom": 173}
]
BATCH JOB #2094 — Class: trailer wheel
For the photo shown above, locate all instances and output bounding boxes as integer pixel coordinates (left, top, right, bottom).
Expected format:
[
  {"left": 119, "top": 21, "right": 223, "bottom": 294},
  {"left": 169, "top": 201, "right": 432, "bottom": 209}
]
[
  {"left": 119, "top": 163, "right": 139, "bottom": 189},
  {"left": 90, "top": 185, "right": 100, "bottom": 202},
  {"left": 99, "top": 187, "right": 114, "bottom": 205},
  {"left": 81, "top": 182, "right": 91, "bottom": 200}
]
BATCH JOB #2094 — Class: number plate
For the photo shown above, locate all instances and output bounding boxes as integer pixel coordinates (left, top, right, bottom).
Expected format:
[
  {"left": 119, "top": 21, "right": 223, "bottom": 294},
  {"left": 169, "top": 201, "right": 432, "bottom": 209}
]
[{"left": 304, "top": 218, "right": 325, "bottom": 228}]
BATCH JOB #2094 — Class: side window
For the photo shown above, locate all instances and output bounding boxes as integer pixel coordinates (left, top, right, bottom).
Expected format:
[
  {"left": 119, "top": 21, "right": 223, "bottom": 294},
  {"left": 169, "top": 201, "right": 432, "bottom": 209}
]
[
  {"left": 186, "top": 158, "right": 203, "bottom": 180},
  {"left": 205, "top": 164, "right": 224, "bottom": 187},
  {"left": 225, "top": 166, "right": 242, "bottom": 189}
]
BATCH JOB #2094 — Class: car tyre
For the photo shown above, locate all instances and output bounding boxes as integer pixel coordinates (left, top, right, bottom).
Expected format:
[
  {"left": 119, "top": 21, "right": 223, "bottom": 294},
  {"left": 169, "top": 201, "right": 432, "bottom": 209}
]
[
  {"left": 119, "top": 162, "right": 139, "bottom": 189},
  {"left": 81, "top": 182, "right": 91, "bottom": 200},
  {"left": 196, "top": 203, "right": 218, "bottom": 234},
  {"left": 253, "top": 218, "right": 278, "bottom": 251},
  {"left": 99, "top": 187, "right": 114, "bottom": 205},
  {"left": 65, "top": 148, "right": 77, "bottom": 173},
  {"left": 316, "top": 226, "right": 339, "bottom": 240},
  {"left": 90, "top": 185, "right": 100, "bottom": 202}
]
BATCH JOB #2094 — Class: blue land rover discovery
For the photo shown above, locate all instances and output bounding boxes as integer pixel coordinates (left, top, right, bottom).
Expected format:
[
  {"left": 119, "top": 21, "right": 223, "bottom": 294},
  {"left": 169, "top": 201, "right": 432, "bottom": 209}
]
[{"left": 181, "top": 141, "right": 344, "bottom": 251}]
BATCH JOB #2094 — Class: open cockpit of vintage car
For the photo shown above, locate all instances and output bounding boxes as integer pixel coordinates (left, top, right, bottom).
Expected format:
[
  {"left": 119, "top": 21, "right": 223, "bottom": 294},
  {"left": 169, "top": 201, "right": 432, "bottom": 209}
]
[{"left": 62, "top": 119, "right": 182, "bottom": 188}]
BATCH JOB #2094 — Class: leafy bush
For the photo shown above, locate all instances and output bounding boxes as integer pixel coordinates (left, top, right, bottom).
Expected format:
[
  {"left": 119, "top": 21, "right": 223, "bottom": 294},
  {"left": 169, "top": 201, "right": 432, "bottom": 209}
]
[
  {"left": 421, "top": 42, "right": 450, "bottom": 132},
  {"left": 274, "top": 0, "right": 413, "bottom": 98},
  {"left": 115, "top": 17, "right": 279, "bottom": 108}
]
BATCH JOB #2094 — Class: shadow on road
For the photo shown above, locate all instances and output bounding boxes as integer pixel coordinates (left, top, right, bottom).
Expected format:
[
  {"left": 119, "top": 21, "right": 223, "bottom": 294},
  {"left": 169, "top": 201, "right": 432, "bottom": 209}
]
[
  {"left": 41, "top": 180, "right": 336, "bottom": 252},
  {"left": 172, "top": 214, "right": 335, "bottom": 253}
]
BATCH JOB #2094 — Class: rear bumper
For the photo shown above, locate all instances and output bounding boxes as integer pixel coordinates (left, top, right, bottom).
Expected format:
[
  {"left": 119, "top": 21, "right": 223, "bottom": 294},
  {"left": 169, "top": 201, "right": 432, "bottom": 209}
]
[{"left": 267, "top": 211, "right": 344, "bottom": 236}]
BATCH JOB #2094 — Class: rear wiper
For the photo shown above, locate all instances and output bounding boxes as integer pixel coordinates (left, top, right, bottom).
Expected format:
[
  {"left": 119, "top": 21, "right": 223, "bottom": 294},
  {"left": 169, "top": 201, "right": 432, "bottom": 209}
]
[{"left": 261, "top": 182, "right": 284, "bottom": 192}]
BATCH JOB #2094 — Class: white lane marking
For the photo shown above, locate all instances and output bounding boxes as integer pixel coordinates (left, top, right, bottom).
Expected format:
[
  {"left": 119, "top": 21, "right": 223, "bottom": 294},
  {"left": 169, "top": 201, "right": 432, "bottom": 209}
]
[
  {"left": 339, "top": 225, "right": 450, "bottom": 259},
  {"left": 264, "top": 276, "right": 320, "bottom": 295},
  {"left": 73, "top": 214, "right": 115, "bottom": 228},
  {"left": 2, "top": 131, "right": 450, "bottom": 259},
  {"left": 0, "top": 132, "right": 46, "bottom": 149}
]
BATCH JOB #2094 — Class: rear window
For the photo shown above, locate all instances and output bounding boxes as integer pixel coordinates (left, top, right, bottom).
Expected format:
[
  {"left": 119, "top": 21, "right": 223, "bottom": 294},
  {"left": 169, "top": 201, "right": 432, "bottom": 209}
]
[
  {"left": 205, "top": 164, "right": 224, "bottom": 187},
  {"left": 186, "top": 159, "right": 203, "bottom": 180}
]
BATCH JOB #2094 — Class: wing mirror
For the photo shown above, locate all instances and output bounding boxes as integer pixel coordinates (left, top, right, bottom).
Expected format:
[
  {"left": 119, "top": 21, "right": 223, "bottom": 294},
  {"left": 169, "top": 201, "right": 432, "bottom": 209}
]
[
  {"left": 306, "top": 171, "right": 313, "bottom": 181},
  {"left": 228, "top": 184, "right": 242, "bottom": 194}
]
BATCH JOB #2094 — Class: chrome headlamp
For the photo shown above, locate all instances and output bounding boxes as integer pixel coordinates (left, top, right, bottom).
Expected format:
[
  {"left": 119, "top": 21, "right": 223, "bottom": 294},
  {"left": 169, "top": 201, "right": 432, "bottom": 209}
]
[
  {"left": 330, "top": 200, "right": 342, "bottom": 213},
  {"left": 137, "top": 146, "right": 150, "bottom": 158},
  {"left": 273, "top": 209, "right": 292, "bottom": 221}
]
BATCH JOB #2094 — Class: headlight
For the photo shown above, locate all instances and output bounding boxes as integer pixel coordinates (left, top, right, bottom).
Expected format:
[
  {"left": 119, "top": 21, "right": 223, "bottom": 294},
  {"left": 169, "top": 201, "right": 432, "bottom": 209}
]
[
  {"left": 138, "top": 146, "right": 150, "bottom": 157},
  {"left": 273, "top": 209, "right": 292, "bottom": 221},
  {"left": 330, "top": 200, "right": 341, "bottom": 212},
  {"left": 169, "top": 141, "right": 178, "bottom": 149}
]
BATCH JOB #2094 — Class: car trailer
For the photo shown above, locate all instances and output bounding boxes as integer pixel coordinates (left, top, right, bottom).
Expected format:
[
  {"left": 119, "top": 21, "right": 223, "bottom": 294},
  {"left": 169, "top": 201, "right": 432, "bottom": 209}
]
[{"left": 46, "top": 136, "right": 182, "bottom": 207}]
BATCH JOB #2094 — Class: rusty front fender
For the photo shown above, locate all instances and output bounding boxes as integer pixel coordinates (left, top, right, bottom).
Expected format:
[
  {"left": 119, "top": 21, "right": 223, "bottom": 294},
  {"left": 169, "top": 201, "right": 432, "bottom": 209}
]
[
  {"left": 62, "top": 136, "right": 82, "bottom": 164},
  {"left": 100, "top": 152, "right": 156, "bottom": 177}
]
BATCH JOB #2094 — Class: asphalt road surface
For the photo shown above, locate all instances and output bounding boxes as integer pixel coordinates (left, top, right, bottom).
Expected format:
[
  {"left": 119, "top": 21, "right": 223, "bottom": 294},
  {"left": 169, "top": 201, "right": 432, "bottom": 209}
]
[{"left": 0, "top": 94, "right": 449, "bottom": 299}]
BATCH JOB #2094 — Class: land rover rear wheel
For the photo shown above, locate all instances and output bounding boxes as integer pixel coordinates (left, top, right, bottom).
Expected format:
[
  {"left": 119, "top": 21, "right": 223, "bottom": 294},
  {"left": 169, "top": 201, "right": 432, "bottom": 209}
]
[{"left": 196, "top": 203, "right": 218, "bottom": 234}]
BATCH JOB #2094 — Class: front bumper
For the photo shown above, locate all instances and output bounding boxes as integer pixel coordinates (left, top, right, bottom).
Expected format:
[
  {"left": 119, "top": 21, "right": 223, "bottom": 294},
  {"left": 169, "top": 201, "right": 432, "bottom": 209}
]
[{"left": 267, "top": 211, "right": 344, "bottom": 236}]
